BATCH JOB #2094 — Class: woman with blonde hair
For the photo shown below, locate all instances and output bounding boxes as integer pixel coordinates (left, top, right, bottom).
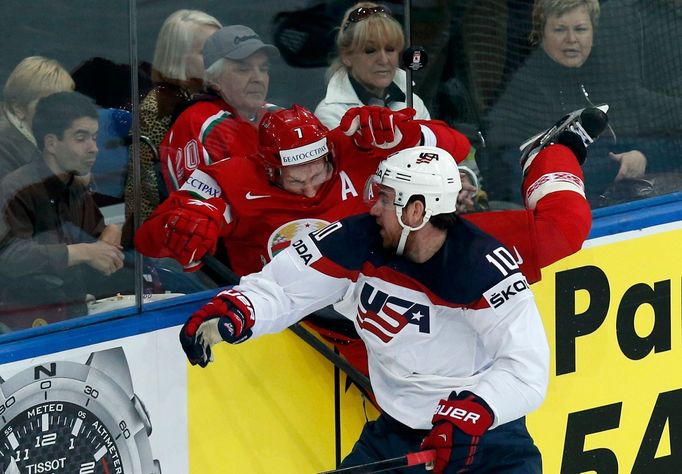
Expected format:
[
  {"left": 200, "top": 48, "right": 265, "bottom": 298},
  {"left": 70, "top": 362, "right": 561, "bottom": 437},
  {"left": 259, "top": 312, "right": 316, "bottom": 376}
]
[
  {"left": 124, "top": 9, "right": 221, "bottom": 233},
  {"left": 315, "top": 2, "right": 430, "bottom": 129},
  {"left": 0, "top": 56, "right": 75, "bottom": 176}
]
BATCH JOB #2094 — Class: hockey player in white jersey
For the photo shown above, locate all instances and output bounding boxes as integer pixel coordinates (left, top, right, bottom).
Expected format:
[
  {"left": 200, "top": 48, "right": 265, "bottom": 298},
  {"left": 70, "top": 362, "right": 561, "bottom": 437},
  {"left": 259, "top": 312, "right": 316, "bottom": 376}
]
[{"left": 179, "top": 145, "right": 549, "bottom": 473}]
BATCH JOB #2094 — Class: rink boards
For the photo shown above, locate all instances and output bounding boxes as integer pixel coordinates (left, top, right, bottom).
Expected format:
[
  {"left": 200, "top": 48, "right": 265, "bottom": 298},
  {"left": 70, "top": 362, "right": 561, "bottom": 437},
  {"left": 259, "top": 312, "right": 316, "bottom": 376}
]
[{"left": 1, "top": 205, "right": 682, "bottom": 472}]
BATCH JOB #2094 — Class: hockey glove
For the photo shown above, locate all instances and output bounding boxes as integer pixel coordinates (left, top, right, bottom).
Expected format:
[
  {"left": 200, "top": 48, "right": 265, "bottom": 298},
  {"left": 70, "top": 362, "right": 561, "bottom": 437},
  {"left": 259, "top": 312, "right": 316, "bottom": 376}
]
[
  {"left": 420, "top": 391, "right": 494, "bottom": 473},
  {"left": 163, "top": 195, "right": 226, "bottom": 271},
  {"left": 135, "top": 192, "right": 226, "bottom": 271},
  {"left": 179, "top": 289, "right": 255, "bottom": 367},
  {"left": 339, "top": 106, "right": 419, "bottom": 150}
]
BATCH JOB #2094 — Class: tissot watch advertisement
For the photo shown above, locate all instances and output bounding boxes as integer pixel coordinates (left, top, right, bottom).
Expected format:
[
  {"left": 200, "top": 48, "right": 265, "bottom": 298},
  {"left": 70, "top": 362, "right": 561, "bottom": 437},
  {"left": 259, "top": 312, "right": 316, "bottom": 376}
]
[{"left": 0, "top": 328, "right": 186, "bottom": 474}]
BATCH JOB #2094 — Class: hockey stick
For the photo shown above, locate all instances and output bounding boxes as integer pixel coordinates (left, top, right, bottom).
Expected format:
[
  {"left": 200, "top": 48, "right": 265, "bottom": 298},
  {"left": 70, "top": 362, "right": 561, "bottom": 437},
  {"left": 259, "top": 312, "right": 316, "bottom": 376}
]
[
  {"left": 318, "top": 449, "right": 436, "bottom": 474},
  {"left": 288, "top": 323, "right": 373, "bottom": 396}
]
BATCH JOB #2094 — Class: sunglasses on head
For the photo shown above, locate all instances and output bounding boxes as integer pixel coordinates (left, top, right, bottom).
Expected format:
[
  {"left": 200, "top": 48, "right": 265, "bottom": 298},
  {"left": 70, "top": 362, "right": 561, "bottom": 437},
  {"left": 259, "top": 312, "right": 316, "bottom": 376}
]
[{"left": 343, "top": 6, "right": 391, "bottom": 31}]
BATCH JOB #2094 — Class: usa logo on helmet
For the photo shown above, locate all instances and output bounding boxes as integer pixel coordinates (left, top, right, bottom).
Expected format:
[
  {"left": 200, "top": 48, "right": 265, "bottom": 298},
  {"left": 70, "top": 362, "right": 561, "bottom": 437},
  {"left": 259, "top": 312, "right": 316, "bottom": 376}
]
[{"left": 416, "top": 152, "right": 439, "bottom": 164}]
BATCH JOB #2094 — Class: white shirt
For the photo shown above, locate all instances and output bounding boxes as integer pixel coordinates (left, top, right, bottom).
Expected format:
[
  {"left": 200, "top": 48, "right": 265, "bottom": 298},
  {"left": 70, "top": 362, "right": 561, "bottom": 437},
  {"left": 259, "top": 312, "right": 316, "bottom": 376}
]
[{"left": 314, "top": 68, "right": 431, "bottom": 129}]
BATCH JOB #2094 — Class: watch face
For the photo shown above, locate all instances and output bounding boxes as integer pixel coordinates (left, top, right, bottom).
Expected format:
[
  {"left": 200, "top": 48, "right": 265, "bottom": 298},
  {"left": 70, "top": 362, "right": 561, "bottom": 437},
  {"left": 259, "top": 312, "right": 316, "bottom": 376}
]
[
  {"left": 0, "top": 355, "right": 155, "bottom": 474},
  {"left": 0, "top": 401, "right": 122, "bottom": 473}
]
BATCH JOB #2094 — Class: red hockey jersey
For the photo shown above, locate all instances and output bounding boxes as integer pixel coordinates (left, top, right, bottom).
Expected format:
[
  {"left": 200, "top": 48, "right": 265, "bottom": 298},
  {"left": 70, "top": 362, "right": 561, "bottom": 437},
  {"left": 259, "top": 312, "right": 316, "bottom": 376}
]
[
  {"left": 138, "top": 120, "right": 472, "bottom": 276},
  {"left": 142, "top": 121, "right": 590, "bottom": 286},
  {"left": 159, "top": 97, "right": 261, "bottom": 191}
]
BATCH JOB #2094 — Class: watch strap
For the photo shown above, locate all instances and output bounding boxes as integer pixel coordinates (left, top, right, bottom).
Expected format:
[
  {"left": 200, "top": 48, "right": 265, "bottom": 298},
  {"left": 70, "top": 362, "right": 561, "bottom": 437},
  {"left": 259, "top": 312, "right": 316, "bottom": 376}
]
[{"left": 86, "top": 347, "right": 134, "bottom": 398}]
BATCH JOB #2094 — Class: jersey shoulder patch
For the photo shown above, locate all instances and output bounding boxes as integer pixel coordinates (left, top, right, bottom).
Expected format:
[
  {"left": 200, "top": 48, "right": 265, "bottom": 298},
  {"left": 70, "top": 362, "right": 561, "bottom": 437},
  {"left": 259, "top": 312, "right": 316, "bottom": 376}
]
[
  {"left": 425, "top": 219, "right": 525, "bottom": 304},
  {"left": 180, "top": 169, "right": 222, "bottom": 199},
  {"left": 294, "top": 214, "right": 378, "bottom": 271},
  {"left": 483, "top": 272, "right": 532, "bottom": 314}
]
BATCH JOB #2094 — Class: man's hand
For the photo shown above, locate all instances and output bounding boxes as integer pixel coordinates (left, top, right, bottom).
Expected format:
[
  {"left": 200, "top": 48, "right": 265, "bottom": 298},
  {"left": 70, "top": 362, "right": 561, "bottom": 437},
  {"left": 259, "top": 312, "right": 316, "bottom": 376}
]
[
  {"left": 610, "top": 150, "right": 647, "bottom": 181},
  {"left": 339, "top": 106, "right": 418, "bottom": 149},
  {"left": 179, "top": 289, "right": 255, "bottom": 367},
  {"left": 99, "top": 224, "right": 122, "bottom": 247},
  {"left": 68, "top": 241, "right": 124, "bottom": 276},
  {"left": 420, "top": 391, "right": 494, "bottom": 473}
]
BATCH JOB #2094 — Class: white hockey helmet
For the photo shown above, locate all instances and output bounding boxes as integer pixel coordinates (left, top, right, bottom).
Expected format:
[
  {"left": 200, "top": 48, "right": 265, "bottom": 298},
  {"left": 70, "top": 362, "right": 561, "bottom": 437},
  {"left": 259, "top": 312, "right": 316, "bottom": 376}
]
[{"left": 365, "top": 145, "right": 462, "bottom": 255}]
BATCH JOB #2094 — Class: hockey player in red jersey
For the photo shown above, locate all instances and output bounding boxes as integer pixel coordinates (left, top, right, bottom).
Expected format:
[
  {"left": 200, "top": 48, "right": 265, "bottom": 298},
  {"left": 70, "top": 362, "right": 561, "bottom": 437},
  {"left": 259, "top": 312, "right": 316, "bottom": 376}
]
[
  {"left": 137, "top": 103, "right": 607, "bottom": 377},
  {"left": 136, "top": 105, "right": 471, "bottom": 276},
  {"left": 159, "top": 25, "right": 281, "bottom": 191},
  {"left": 137, "top": 103, "right": 606, "bottom": 286}
]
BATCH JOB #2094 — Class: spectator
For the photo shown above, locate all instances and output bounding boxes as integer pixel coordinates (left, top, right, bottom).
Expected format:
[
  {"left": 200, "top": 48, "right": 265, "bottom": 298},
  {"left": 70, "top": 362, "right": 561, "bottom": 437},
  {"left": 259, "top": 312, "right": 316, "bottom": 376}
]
[
  {"left": 159, "top": 25, "right": 280, "bottom": 191},
  {"left": 314, "top": 2, "right": 430, "bottom": 129},
  {"left": 178, "top": 145, "right": 549, "bottom": 474},
  {"left": 0, "top": 92, "right": 125, "bottom": 330},
  {"left": 315, "top": 2, "right": 489, "bottom": 210},
  {"left": 123, "top": 9, "right": 221, "bottom": 234},
  {"left": 483, "top": 0, "right": 681, "bottom": 205},
  {"left": 0, "top": 56, "right": 75, "bottom": 178}
]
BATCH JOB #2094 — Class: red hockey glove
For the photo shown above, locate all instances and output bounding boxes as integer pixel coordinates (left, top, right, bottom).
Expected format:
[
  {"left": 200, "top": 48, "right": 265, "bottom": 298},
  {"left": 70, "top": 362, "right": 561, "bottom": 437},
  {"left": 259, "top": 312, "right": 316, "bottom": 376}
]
[
  {"left": 163, "top": 196, "right": 225, "bottom": 271},
  {"left": 179, "top": 289, "right": 255, "bottom": 367},
  {"left": 339, "top": 106, "right": 419, "bottom": 150},
  {"left": 420, "top": 391, "right": 494, "bottom": 474},
  {"left": 135, "top": 192, "right": 226, "bottom": 271}
]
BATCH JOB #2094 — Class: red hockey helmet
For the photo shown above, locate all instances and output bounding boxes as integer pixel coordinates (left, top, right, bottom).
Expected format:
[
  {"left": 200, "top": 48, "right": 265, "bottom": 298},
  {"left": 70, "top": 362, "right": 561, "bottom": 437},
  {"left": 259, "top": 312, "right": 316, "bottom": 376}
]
[{"left": 258, "top": 105, "right": 333, "bottom": 181}]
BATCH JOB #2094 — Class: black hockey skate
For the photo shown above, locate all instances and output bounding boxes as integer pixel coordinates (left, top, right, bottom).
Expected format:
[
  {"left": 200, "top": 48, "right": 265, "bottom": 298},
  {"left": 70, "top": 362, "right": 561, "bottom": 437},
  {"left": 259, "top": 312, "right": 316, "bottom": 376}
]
[{"left": 519, "top": 105, "right": 609, "bottom": 172}]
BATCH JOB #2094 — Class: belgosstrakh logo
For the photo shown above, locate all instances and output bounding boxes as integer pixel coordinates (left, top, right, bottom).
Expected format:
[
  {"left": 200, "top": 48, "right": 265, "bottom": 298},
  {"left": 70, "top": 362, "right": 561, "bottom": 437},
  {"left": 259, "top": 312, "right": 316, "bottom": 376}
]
[
  {"left": 279, "top": 137, "right": 328, "bottom": 166},
  {"left": 186, "top": 177, "right": 220, "bottom": 198},
  {"left": 245, "top": 192, "right": 270, "bottom": 200},
  {"left": 180, "top": 169, "right": 222, "bottom": 199}
]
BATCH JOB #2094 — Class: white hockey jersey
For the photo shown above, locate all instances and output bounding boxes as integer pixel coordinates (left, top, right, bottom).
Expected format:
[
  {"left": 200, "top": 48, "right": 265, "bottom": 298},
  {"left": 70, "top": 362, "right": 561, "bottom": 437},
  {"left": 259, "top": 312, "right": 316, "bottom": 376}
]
[{"left": 234, "top": 213, "right": 549, "bottom": 430}]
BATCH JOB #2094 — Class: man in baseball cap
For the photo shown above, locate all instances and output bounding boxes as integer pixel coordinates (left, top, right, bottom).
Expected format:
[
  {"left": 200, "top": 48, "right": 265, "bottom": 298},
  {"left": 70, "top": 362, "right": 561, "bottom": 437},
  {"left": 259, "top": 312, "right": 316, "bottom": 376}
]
[
  {"left": 202, "top": 25, "right": 279, "bottom": 121},
  {"left": 158, "top": 25, "right": 281, "bottom": 194},
  {"left": 202, "top": 25, "right": 279, "bottom": 68}
]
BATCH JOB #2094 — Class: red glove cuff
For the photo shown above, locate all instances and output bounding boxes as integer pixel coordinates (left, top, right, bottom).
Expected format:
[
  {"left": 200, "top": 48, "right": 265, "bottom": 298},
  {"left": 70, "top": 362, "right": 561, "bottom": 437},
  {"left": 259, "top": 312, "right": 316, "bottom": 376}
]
[
  {"left": 217, "top": 288, "right": 255, "bottom": 337},
  {"left": 183, "top": 288, "right": 255, "bottom": 340}
]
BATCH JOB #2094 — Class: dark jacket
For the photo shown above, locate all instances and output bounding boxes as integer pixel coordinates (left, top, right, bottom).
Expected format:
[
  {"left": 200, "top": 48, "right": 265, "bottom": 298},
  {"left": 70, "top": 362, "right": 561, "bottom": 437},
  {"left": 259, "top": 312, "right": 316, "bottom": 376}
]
[
  {"left": 0, "top": 160, "right": 105, "bottom": 327},
  {"left": 483, "top": 45, "right": 682, "bottom": 203}
]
